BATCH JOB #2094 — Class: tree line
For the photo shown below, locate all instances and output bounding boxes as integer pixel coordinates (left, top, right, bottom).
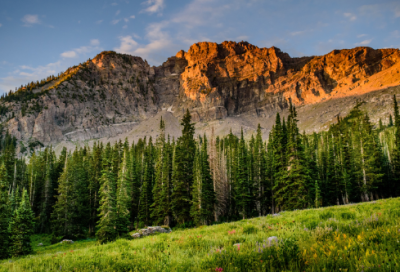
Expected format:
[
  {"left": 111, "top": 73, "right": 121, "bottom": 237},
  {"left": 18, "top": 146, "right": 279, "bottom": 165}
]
[{"left": 1, "top": 98, "right": 400, "bottom": 259}]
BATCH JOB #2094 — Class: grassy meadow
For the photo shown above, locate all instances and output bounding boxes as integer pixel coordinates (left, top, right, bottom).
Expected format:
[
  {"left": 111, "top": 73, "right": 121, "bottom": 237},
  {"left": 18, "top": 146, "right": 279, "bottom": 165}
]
[{"left": 1, "top": 198, "right": 400, "bottom": 272}]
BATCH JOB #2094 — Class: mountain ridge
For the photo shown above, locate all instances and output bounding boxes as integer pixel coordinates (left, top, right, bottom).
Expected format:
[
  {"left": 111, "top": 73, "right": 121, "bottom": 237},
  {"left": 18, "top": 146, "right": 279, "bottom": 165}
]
[{"left": 1, "top": 41, "right": 400, "bottom": 153}]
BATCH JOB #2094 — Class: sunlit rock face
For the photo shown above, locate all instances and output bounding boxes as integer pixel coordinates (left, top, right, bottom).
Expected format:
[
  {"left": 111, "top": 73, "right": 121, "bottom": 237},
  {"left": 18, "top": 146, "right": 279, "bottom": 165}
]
[
  {"left": 2, "top": 42, "right": 400, "bottom": 148},
  {"left": 171, "top": 41, "right": 400, "bottom": 121}
]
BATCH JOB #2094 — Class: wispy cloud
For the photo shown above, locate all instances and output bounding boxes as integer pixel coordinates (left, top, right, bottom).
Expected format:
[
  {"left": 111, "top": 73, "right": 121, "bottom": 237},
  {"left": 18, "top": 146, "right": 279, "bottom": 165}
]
[
  {"left": 357, "top": 34, "right": 367, "bottom": 38},
  {"left": 390, "top": 30, "right": 400, "bottom": 39},
  {"left": 141, "top": 0, "right": 165, "bottom": 14},
  {"left": 130, "top": 15, "right": 135, "bottom": 19},
  {"left": 111, "top": 19, "right": 120, "bottom": 25},
  {"left": 116, "top": 10, "right": 121, "bottom": 15},
  {"left": 343, "top": 12, "right": 357, "bottom": 21},
  {"left": 0, "top": 23, "right": 2, "bottom": 28},
  {"left": 90, "top": 39, "right": 100, "bottom": 46},
  {"left": 61, "top": 51, "right": 77, "bottom": 58},
  {"left": 0, "top": 61, "right": 61, "bottom": 93},
  {"left": 22, "top": 14, "right": 40, "bottom": 26},
  {"left": 290, "top": 30, "right": 307, "bottom": 36},
  {"left": 355, "top": 39, "right": 372, "bottom": 46},
  {"left": 115, "top": 22, "right": 173, "bottom": 64},
  {"left": 395, "top": 5, "right": 400, "bottom": 17},
  {"left": 96, "top": 20, "right": 103, "bottom": 24},
  {"left": 111, "top": 2, "right": 118, "bottom": 6},
  {"left": 61, "top": 40, "right": 102, "bottom": 59},
  {"left": 236, "top": 35, "right": 249, "bottom": 41}
]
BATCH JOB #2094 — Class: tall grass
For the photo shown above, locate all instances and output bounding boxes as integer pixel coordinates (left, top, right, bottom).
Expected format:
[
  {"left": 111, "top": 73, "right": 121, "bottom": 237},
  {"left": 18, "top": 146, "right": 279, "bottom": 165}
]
[{"left": 1, "top": 198, "right": 400, "bottom": 271}]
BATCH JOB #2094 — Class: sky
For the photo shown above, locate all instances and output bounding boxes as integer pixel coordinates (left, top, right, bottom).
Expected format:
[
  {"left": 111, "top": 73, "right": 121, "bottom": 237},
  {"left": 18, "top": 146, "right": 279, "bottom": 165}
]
[{"left": 0, "top": 0, "right": 399, "bottom": 94}]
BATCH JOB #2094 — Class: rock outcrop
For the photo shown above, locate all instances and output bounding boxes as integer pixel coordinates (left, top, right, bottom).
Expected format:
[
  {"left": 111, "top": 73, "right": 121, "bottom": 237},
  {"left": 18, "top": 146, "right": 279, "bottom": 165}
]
[
  {"left": 131, "top": 226, "right": 172, "bottom": 238},
  {"left": 1, "top": 42, "right": 400, "bottom": 151}
]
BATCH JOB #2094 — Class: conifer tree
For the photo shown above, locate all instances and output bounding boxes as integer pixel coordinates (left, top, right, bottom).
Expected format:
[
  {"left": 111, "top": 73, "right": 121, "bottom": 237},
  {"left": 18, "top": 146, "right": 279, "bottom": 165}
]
[
  {"left": 138, "top": 138, "right": 154, "bottom": 226},
  {"left": 9, "top": 189, "right": 34, "bottom": 257},
  {"left": 269, "top": 113, "right": 286, "bottom": 213},
  {"left": 96, "top": 148, "right": 117, "bottom": 244},
  {"left": 0, "top": 165, "right": 10, "bottom": 259},
  {"left": 392, "top": 95, "right": 400, "bottom": 195},
  {"left": 172, "top": 110, "right": 196, "bottom": 224},
  {"left": 236, "top": 129, "right": 252, "bottom": 219},
  {"left": 199, "top": 135, "right": 215, "bottom": 224},
  {"left": 284, "top": 101, "right": 310, "bottom": 210},
  {"left": 116, "top": 148, "right": 132, "bottom": 236}
]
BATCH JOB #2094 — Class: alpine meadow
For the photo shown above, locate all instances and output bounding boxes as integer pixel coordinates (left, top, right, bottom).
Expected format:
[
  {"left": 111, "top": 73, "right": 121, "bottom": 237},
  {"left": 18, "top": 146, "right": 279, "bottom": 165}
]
[{"left": 2, "top": 0, "right": 400, "bottom": 271}]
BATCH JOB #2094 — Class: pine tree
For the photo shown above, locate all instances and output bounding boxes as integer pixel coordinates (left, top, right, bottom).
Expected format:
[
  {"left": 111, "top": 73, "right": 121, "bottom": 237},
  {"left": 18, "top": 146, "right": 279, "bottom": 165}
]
[
  {"left": 9, "top": 189, "right": 35, "bottom": 257},
  {"left": 0, "top": 165, "right": 10, "bottom": 259},
  {"left": 116, "top": 148, "right": 132, "bottom": 235},
  {"left": 392, "top": 95, "right": 400, "bottom": 195},
  {"left": 172, "top": 110, "right": 196, "bottom": 224},
  {"left": 96, "top": 148, "right": 118, "bottom": 244},
  {"left": 190, "top": 145, "right": 202, "bottom": 225},
  {"left": 236, "top": 129, "right": 252, "bottom": 219},
  {"left": 199, "top": 135, "right": 215, "bottom": 224},
  {"left": 138, "top": 138, "right": 154, "bottom": 226},
  {"left": 269, "top": 113, "right": 286, "bottom": 213},
  {"left": 284, "top": 101, "right": 310, "bottom": 210}
]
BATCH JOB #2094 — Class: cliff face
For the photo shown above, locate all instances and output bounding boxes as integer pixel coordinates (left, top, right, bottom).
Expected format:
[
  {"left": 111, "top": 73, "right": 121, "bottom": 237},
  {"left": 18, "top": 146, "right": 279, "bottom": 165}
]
[
  {"left": 1, "top": 42, "right": 400, "bottom": 150},
  {"left": 170, "top": 41, "right": 400, "bottom": 121}
]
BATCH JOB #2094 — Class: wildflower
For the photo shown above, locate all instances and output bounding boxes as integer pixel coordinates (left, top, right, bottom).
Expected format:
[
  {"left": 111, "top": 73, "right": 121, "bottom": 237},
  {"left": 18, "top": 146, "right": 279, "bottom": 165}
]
[{"left": 260, "top": 260, "right": 263, "bottom": 263}]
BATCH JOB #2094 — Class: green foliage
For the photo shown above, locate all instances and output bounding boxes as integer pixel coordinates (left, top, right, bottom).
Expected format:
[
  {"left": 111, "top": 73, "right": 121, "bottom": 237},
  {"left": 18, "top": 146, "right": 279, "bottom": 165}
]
[
  {"left": 1, "top": 198, "right": 400, "bottom": 271},
  {"left": 9, "top": 189, "right": 35, "bottom": 257},
  {"left": 0, "top": 165, "right": 10, "bottom": 259}
]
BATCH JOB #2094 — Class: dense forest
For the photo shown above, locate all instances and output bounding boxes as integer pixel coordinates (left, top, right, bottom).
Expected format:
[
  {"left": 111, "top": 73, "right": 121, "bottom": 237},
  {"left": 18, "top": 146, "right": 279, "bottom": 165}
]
[{"left": 1, "top": 97, "right": 400, "bottom": 258}]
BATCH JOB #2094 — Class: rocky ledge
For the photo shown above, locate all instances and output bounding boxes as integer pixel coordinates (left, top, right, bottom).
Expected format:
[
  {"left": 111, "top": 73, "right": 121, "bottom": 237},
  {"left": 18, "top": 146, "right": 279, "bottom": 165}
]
[{"left": 131, "top": 226, "right": 172, "bottom": 238}]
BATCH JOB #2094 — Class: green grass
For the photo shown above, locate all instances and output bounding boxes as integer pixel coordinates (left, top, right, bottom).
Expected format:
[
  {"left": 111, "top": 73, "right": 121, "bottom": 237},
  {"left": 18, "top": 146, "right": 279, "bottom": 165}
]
[{"left": 1, "top": 198, "right": 400, "bottom": 271}]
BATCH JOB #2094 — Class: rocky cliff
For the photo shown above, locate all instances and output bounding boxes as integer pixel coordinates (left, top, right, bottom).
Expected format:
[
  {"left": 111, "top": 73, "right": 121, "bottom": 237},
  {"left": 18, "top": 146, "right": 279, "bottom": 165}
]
[{"left": 1, "top": 42, "right": 400, "bottom": 152}]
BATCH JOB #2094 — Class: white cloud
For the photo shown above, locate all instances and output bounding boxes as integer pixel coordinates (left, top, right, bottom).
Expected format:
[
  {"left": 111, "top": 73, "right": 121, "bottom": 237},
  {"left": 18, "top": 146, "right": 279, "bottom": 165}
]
[
  {"left": 22, "top": 14, "right": 40, "bottom": 26},
  {"left": 111, "top": 2, "right": 118, "bottom": 6},
  {"left": 96, "top": 20, "right": 103, "bottom": 24},
  {"left": 111, "top": 19, "right": 120, "bottom": 25},
  {"left": 115, "top": 36, "right": 139, "bottom": 53},
  {"left": 90, "top": 39, "right": 100, "bottom": 46},
  {"left": 130, "top": 15, "right": 136, "bottom": 19},
  {"left": 114, "top": 22, "right": 173, "bottom": 64},
  {"left": 61, "top": 40, "right": 102, "bottom": 59},
  {"left": 391, "top": 30, "right": 400, "bottom": 39},
  {"left": 357, "top": 34, "right": 367, "bottom": 38},
  {"left": 116, "top": 10, "right": 121, "bottom": 15},
  {"left": 141, "top": 0, "right": 165, "bottom": 14},
  {"left": 0, "top": 61, "right": 61, "bottom": 93},
  {"left": 61, "top": 51, "right": 77, "bottom": 58},
  {"left": 395, "top": 6, "right": 400, "bottom": 17},
  {"left": 343, "top": 12, "right": 357, "bottom": 21},
  {"left": 290, "top": 30, "right": 306, "bottom": 36},
  {"left": 0, "top": 23, "right": 2, "bottom": 28},
  {"left": 354, "top": 39, "right": 372, "bottom": 46},
  {"left": 236, "top": 35, "right": 249, "bottom": 41},
  {"left": 123, "top": 25, "right": 128, "bottom": 29}
]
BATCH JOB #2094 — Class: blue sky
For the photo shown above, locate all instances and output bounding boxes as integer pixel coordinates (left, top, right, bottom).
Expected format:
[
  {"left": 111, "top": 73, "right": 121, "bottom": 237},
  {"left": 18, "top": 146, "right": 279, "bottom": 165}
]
[{"left": 0, "top": 0, "right": 399, "bottom": 94}]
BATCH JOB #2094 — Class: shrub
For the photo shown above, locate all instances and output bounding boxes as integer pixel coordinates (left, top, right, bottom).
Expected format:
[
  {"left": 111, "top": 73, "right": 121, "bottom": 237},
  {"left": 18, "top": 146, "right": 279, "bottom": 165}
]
[{"left": 242, "top": 224, "right": 258, "bottom": 234}]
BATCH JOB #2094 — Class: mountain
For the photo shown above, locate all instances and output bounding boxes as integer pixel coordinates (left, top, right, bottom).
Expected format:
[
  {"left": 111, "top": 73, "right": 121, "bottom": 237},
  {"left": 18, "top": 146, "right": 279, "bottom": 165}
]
[{"left": 1, "top": 41, "right": 400, "bottom": 153}]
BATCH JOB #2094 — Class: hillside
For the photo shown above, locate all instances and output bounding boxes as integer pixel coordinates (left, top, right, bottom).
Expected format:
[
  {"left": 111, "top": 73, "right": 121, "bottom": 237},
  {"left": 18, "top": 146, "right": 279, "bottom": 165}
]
[
  {"left": 1, "top": 42, "right": 400, "bottom": 153},
  {"left": 1, "top": 198, "right": 399, "bottom": 272}
]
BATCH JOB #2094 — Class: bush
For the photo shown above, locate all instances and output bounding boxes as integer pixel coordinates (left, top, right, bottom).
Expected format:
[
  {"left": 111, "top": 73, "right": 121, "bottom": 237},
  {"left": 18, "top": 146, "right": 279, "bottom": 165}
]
[
  {"left": 340, "top": 211, "right": 356, "bottom": 220},
  {"left": 242, "top": 224, "right": 258, "bottom": 234},
  {"left": 319, "top": 210, "right": 335, "bottom": 220}
]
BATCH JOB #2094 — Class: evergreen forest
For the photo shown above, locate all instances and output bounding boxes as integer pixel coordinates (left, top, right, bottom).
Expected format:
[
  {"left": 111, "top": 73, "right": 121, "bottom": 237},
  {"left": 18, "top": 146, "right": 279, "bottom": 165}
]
[{"left": 1, "top": 97, "right": 400, "bottom": 259}]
